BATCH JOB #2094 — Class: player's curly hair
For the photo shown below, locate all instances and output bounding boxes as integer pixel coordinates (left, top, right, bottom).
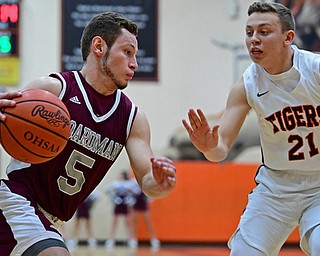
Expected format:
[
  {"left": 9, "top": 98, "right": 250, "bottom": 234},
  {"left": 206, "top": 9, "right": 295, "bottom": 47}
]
[
  {"left": 80, "top": 12, "right": 138, "bottom": 61},
  {"left": 248, "top": 2, "right": 295, "bottom": 33}
]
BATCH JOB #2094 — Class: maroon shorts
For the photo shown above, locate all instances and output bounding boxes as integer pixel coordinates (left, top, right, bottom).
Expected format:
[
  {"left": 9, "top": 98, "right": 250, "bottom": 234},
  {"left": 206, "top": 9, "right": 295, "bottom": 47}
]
[
  {"left": 114, "top": 203, "right": 129, "bottom": 215},
  {"left": 76, "top": 202, "right": 90, "bottom": 218},
  {"left": 133, "top": 192, "right": 148, "bottom": 211}
]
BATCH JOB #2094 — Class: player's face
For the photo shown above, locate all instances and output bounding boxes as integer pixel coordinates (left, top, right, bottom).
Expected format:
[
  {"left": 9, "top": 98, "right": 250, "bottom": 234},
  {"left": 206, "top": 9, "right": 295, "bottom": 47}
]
[
  {"left": 245, "top": 12, "right": 290, "bottom": 74},
  {"left": 102, "top": 29, "right": 138, "bottom": 90}
]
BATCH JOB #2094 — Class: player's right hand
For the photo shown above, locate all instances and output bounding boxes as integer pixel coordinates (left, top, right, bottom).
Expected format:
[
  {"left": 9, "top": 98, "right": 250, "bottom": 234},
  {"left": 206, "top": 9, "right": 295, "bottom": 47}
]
[
  {"left": 182, "top": 108, "right": 219, "bottom": 154},
  {"left": 0, "top": 91, "right": 22, "bottom": 121}
]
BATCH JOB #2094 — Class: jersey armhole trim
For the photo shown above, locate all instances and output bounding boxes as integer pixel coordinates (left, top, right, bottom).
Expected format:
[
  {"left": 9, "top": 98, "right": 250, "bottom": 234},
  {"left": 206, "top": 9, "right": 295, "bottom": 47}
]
[
  {"left": 126, "top": 105, "right": 137, "bottom": 140},
  {"left": 49, "top": 72, "right": 67, "bottom": 100}
]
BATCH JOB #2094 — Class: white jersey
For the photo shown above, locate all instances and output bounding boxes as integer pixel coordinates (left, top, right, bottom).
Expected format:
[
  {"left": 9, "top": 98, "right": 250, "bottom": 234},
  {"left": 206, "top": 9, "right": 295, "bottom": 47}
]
[{"left": 244, "top": 45, "right": 320, "bottom": 171}]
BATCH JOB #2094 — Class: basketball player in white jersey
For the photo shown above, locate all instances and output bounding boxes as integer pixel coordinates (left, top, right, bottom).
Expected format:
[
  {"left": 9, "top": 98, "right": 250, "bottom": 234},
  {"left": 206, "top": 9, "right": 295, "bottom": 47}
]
[{"left": 183, "top": 2, "right": 320, "bottom": 255}]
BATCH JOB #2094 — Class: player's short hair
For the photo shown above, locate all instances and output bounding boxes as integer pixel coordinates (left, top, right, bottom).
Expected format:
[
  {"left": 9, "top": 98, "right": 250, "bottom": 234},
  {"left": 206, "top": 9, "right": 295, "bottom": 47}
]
[
  {"left": 248, "top": 2, "right": 295, "bottom": 32},
  {"left": 81, "top": 12, "right": 138, "bottom": 61}
]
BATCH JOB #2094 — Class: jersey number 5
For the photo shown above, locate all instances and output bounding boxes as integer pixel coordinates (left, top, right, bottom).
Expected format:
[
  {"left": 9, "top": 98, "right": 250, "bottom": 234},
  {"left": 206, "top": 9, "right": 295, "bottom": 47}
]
[{"left": 57, "top": 150, "right": 95, "bottom": 195}]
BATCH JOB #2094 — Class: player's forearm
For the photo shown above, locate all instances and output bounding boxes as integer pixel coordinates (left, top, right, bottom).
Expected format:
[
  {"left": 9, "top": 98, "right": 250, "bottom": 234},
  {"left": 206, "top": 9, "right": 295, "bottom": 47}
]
[{"left": 203, "top": 143, "right": 230, "bottom": 162}]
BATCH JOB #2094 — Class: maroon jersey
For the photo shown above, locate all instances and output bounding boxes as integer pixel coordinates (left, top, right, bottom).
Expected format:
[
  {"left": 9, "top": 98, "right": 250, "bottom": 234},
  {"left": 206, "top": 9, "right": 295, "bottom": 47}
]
[{"left": 6, "top": 71, "right": 138, "bottom": 221}]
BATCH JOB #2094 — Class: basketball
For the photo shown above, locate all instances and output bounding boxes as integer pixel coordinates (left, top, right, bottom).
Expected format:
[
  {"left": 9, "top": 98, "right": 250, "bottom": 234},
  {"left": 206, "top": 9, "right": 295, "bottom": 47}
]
[{"left": 0, "top": 89, "right": 71, "bottom": 164}]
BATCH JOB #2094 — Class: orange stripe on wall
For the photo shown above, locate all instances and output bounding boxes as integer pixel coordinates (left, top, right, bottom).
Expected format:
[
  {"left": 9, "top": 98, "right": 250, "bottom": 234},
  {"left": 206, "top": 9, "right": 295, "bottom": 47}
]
[{"left": 136, "top": 161, "right": 299, "bottom": 243}]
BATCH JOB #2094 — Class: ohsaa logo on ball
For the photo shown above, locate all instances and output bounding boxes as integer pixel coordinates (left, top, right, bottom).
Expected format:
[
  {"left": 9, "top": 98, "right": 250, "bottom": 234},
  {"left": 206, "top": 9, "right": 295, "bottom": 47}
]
[{"left": 23, "top": 130, "right": 62, "bottom": 153}]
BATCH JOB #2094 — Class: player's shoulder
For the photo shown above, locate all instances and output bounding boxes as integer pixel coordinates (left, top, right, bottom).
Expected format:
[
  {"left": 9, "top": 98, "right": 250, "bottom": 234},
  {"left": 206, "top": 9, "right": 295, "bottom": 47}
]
[
  {"left": 126, "top": 107, "right": 150, "bottom": 142},
  {"left": 132, "top": 108, "right": 147, "bottom": 126},
  {"left": 293, "top": 46, "right": 320, "bottom": 82},
  {"left": 229, "top": 77, "right": 245, "bottom": 96},
  {"left": 24, "top": 76, "right": 62, "bottom": 97},
  {"left": 293, "top": 45, "right": 320, "bottom": 65},
  {"left": 49, "top": 70, "right": 74, "bottom": 78}
]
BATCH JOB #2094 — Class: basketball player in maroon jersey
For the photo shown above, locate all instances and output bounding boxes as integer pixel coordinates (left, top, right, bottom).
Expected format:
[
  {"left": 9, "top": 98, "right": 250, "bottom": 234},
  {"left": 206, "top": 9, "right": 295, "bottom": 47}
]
[{"left": 0, "top": 12, "right": 176, "bottom": 256}]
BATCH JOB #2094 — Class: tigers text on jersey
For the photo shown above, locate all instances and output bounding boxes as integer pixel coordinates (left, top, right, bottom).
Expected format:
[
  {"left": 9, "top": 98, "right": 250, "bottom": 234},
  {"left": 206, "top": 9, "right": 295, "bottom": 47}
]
[
  {"left": 6, "top": 71, "right": 138, "bottom": 221},
  {"left": 244, "top": 45, "right": 320, "bottom": 171}
]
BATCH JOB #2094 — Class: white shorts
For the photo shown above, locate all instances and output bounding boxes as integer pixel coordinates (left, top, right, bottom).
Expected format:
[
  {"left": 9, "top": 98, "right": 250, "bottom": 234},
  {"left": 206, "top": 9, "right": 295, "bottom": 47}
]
[
  {"left": 0, "top": 180, "right": 65, "bottom": 256},
  {"left": 228, "top": 165, "right": 320, "bottom": 255}
]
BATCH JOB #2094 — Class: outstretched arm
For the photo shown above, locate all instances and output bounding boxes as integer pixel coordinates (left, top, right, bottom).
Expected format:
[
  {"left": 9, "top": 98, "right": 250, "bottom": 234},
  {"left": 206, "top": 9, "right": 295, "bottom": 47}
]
[
  {"left": 126, "top": 110, "right": 176, "bottom": 199},
  {"left": 182, "top": 79, "right": 251, "bottom": 162}
]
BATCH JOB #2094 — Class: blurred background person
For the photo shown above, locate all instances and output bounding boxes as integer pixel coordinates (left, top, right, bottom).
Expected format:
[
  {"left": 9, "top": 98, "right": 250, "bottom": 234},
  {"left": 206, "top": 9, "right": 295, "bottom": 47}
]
[
  {"left": 130, "top": 178, "right": 160, "bottom": 249},
  {"left": 295, "top": 0, "right": 320, "bottom": 51},
  {"left": 66, "top": 190, "right": 101, "bottom": 249},
  {"left": 276, "top": 0, "right": 320, "bottom": 51},
  {"left": 105, "top": 171, "right": 136, "bottom": 249}
]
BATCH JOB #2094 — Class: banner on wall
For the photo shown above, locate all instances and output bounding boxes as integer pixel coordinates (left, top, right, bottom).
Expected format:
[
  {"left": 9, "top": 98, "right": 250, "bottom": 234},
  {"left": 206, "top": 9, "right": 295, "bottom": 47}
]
[{"left": 62, "top": 0, "right": 158, "bottom": 81}]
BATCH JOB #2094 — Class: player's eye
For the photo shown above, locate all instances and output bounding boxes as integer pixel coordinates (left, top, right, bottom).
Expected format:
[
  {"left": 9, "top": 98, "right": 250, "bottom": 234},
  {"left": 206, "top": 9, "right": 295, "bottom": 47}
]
[
  {"left": 124, "top": 50, "right": 132, "bottom": 56},
  {"left": 246, "top": 31, "right": 253, "bottom": 37}
]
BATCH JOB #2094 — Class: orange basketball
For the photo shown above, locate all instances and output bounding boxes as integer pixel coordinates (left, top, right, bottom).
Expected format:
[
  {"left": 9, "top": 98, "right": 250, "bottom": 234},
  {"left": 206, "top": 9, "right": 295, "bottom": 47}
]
[{"left": 0, "top": 89, "right": 71, "bottom": 164}]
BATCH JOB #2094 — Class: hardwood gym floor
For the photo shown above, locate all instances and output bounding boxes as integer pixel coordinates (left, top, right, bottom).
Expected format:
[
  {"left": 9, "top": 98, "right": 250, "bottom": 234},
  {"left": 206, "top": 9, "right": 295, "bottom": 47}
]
[{"left": 69, "top": 244, "right": 306, "bottom": 256}]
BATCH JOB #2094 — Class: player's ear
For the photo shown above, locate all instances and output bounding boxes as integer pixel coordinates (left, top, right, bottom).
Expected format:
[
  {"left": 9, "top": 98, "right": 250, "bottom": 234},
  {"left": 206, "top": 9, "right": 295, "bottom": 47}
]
[
  {"left": 284, "top": 30, "right": 295, "bottom": 45},
  {"left": 91, "top": 36, "right": 106, "bottom": 56}
]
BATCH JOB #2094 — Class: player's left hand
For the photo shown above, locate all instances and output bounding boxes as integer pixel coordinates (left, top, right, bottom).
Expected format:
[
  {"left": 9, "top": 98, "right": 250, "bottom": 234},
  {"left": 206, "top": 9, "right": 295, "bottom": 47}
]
[
  {"left": 0, "top": 91, "right": 22, "bottom": 121},
  {"left": 150, "top": 156, "right": 176, "bottom": 192}
]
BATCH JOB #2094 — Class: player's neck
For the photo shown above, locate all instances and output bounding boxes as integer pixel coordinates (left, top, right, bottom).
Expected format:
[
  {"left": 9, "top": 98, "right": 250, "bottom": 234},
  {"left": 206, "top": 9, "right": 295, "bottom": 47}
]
[
  {"left": 263, "top": 48, "right": 294, "bottom": 75},
  {"left": 80, "top": 68, "right": 117, "bottom": 96}
]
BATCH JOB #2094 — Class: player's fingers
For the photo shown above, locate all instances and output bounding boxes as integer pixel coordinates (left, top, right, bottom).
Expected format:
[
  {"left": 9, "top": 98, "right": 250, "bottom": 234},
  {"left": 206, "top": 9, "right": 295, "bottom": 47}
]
[
  {"left": 156, "top": 162, "right": 175, "bottom": 173},
  {"left": 151, "top": 156, "right": 174, "bottom": 165},
  {"left": 0, "top": 99, "right": 16, "bottom": 108},
  {"left": 153, "top": 161, "right": 176, "bottom": 176},
  {"left": 188, "top": 109, "right": 200, "bottom": 128},
  {"left": 182, "top": 119, "right": 192, "bottom": 133},
  {"left": 197, "top": 109, "right": 209, "bottom": 126},
  {"left": 0, "top": 112, "right": 6, "bottom": 121},
  {"left": 0, "top": 99, "right": 17, "bottom": 121},
  {"left": 211, "top": 125, "right": 220, "bottom": 141},
  {"left": 166, "top": 176, "right": 176, "bottom": 186},
  {"left": 212, "top": 124, "right": 220, "bottom": 134},
  {"left": 0, "top": 91, "right": 22, "bottom": 100},
  {"left": 0, "top": 91, "right": 22, "bottom": 109},
  {"left": 163, "top": 165, "right": 176, "bottom": 179}
]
